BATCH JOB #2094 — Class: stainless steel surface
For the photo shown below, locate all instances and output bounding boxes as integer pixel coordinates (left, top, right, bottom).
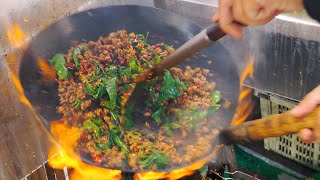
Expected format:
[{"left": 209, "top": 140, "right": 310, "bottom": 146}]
[{"left": 246, "top": 26, "right": 320, "bottom": 101}]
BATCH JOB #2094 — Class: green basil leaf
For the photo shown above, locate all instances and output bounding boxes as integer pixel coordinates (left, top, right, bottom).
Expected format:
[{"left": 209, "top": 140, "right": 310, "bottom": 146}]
[
  {"left": 82, "top": 45, "right": 89, "bottom": 51},
  {"left": 105, "top": 77, "right": 117, "bottom": 108},
  {"left": 94, "top": 127, "right": 104, "bottom": 138},
  {"left": 72, "top": 46, "right": 81, "bottom": 69},
  {"left": 129, "top": 58, "right": 139, "bottom": 73},
  {"left": 158, "top": 71, "right": 183, "bottom": 101},
  {"left": 153, "top": 54, "right": 161, "bottom": 65},
  {"left": 140, "top": 152, "right": 170, "bottom": 169},
  {"left": 123, "top": 101, "right": 134, "bottom": 130},
  {"left": 91, "top": 117, "right": 103, "bottom": 126},
  {"left": 137, "top": 34, "right": 145, "bottom": 41},
  {"left": 177, "top": 108, "right": 209, "bottom": 129},
  {"left": 107, "top": 124, "right": 129, "bottom": 154},
  {"left": 49, "top": 53, "right": 71, "bottom": 79},
  {"left": 137, "top": 60, "right": 142, "bottom": 73},
  {"left": 83, "top": 120, "right": 99, "bottom": 133},
  {"left": 118, "top": 66, "right": 132, "bottom": 79},
  {"left": 164, "top": 125, "right": 173, "bottom": 136},
  {"left": 152, "top": 106, "right": 166, "bottom": 124},
  {"left": 73, "top": 98, "right": 82, "bottom": 109},
  {"left": 170, "top": 123, "right": 181, "bottom": 129},
  {"left": 106, "top": 65, "right": 118, "bottom": 78},
  {"left": 211, "top": 90, "right": 221, "bottom": 105},
  {"left": 109, "top": 110, "right": 119, "bottom": 123},
  {"left": 93, "top": 86, "right": 106, "bottom": 99},
  {"left": 141, "top": 58, "right": 151, "bottom": 68},
  {"left": 96, "top": 143, "right": 109, "bottom": 150},
  {"left": 94, "top": 63, "right": 101, "bottom": 75},
  {"left": 163, "top": 123, "right": 181, "bottom": 136},
  {"left": 85, "top": 83, "right": 96, "bottom": 96},
  {"left": 122, "top": 84, "right": 132, "bottom": 91},
  {"left": 89, "top": 74, "right": 100, "bottom": 82}
]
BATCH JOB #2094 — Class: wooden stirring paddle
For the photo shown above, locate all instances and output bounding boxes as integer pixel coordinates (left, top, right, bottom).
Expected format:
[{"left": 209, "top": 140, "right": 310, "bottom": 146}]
[{"left": 221, "top": 106, "right": 320, "bottom": 144}]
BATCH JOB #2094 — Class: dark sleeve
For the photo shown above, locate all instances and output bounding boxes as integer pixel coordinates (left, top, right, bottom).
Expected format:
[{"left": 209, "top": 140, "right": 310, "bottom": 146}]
[{"left": 303, "top": 0, "right": 320, "bottom": 22}]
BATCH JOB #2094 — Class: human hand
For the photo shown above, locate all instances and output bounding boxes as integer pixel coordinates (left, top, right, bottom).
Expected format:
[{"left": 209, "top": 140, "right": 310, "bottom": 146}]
[
  {"left": 212, "top": 0, "right": 304, "bottom": 39},
  {"left": 290, "top": 85, "right": 320, "bottom": 143}
]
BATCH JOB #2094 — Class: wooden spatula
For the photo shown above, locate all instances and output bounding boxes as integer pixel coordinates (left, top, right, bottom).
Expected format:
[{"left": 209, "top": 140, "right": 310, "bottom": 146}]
[
  {"left": 124, "top": 23, "right": 226, "bottom": 108},
  {"left": 221, "top": 106, "right": 320, "bottom": 144}
]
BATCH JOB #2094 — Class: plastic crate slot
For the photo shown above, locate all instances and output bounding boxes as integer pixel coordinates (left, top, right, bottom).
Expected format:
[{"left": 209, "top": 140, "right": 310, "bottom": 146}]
[{"left": 262, "top": 96, "right": 320, "bottom": 170}]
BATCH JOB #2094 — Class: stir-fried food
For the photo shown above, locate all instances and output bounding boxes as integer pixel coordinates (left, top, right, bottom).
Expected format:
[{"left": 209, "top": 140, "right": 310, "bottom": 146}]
[{"left": 50, "top": 30, "right": 222, "bottom": 170}]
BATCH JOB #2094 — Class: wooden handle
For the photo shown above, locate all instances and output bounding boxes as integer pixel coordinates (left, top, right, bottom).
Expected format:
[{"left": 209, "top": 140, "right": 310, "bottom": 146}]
[
  {"left": 133, "top": 24, "right": 227, "bottom": 83},
  {"left": 221, "top": 106, "right": 320, "bottom": 144}
]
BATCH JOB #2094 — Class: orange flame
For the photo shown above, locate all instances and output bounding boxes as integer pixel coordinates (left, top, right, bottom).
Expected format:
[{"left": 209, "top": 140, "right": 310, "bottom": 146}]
[
  {"left": 6, "top": 23, "right": 27, "bottom": 48},
  {"left": 231, "top": 57, "right": 254, "bottom": 125},
  {"left": 9, "top": 71, "right": 33, "bottom": 108},
  {"left": 5, "top": 22, "right": 225, "bottom": 180},
  {"left": 5, "top": 23, "right": 122, "bottom": 180},
  {"left": 134, "top": 145, "right": 223, "bottom": 180},
  {"left": 49, "top": 121, "right": 122, "bottom": 180},
  {"left": 38, "top": 58, "right": 57, "bottom": 81},
  {"left": 134, "top": 160, "right": 206, "bottom": 180}
]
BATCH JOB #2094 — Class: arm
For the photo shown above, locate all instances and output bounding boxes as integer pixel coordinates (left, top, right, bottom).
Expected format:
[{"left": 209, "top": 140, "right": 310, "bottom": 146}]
[{"left": 212, "top": 0, "right": 320, "bottom": 39}]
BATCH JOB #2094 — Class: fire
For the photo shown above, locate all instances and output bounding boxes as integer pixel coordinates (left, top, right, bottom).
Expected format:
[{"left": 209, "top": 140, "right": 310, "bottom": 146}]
[
  {"left": 5, "top": 22, "right": 228, "bottom": 180},
  {"left": 9, "top": 71, "right": 33, "bottom": 108},
  {"left": 133, "top": 160, "right": 206, "bottom": 180},
  {"left": 5, "top": 22, "right": 122, "bottom": 180},
  {"left": 6, "top": 23, "right": 27, "bottom": 48},
  {"left": 38, "top": 58, "right": 57, "bottom": 81},
  {"left": 165, "top": 160, "right": 207, "bottom": 180},
  {"left": 134, "top": 145, "right": 224, "bottom": 180},
  {"left": 134, "top": 172, "right": 167, "bottom": 180},
  {"left": 231, "top": 58, "right": 254, "bottom": 125},
  {"left": 49, "top": 121, "right": 122, "bottom": 180}
]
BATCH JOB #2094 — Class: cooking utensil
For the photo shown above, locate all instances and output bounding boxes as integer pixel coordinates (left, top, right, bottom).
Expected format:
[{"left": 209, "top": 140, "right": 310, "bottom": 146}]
[
  {"left": 19, "top": 5, "right": 240, "bottom": 172},
  {"left": 134, "top": 24, "right": 226, "bottom": 83},
  {"left": 221, "top": 106, "right": 320, "bottom": 144},
  {"left": 125, "top": 24, "right": 226, "bottom": 107}
]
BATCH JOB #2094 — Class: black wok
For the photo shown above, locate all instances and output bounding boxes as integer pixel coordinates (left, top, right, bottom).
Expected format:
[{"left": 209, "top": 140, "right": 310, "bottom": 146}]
[{"left": 19, "top": 5, "right": 239, "bottom": 172}]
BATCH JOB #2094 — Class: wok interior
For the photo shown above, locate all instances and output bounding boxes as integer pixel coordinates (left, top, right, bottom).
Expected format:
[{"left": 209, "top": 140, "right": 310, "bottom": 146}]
[{"left": 19, "top": 5, "right": 239, "bottom": 172}]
